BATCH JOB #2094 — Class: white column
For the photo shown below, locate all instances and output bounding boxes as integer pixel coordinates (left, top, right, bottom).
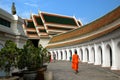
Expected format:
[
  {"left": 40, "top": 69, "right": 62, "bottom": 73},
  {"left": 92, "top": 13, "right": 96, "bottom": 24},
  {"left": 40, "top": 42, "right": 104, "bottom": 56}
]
[
  {"left": 111, "top": 39, "right": 119, "bottom": 70},
  {"left": 79, "top": 48, "right": 83, "bottom": 61},
  {"left": 91, "top": 46, "right": 95, "bottom": 64},
  {"left": 66, "top": 49, "right": 70, "bottom": 61},
  {"left": 62, "top": 50, "right": 66, "bottom": 60},
  {"left": 54, "top": 51, "right": 57, "bottom": 60},
  {"left": 94, "top": 44, "right": 101, "bottom": 65},
  {"left": 71, "top": 48, "right": 75, "bottom": 55},
  {"left": 55, "top": 50, "right": 58, "bottom": 60},
  {"left": 94, "top": 44, "right": 97, "bottom": 65},
  {"left": 50, "top": 51, "right": 53, "bottom": 60},
  {"left": 82, "top": 47, "right": 87, "bottom": 62},
  {"left": 101, "top": 42, "right": 109, "bottom": 67},
  {"left": 76, "top": 48, "right": 81, "bottom": 60},
  {"left": 58, "top": 50, "right": 61, "bottom": 60},
  {"left": 117, "top": 40, "right": 120, "bottom": 70},
  {"left": 88, "top": 45, "right": 93, "bottom": 64}
]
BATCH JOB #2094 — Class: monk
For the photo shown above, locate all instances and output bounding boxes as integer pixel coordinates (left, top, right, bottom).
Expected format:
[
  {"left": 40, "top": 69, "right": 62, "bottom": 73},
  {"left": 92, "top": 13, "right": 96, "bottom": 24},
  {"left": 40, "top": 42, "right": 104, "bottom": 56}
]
[{"left": 72, "top": 50, "right": 80, "bottom": 74}]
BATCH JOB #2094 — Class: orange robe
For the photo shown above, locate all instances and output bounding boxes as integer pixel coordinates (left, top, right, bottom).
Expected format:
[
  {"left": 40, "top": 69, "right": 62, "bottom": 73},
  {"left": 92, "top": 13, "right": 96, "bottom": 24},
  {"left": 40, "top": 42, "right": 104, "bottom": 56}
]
[{"left": 72, "top": 54, "right": 79, "bottom": 71}]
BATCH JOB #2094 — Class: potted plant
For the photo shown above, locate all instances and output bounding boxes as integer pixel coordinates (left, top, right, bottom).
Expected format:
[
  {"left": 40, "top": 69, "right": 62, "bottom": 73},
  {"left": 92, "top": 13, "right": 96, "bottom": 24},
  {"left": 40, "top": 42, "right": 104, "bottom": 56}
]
[
  {"left": 38, "top": 44, "right": 49, "bottom": 69},
  {"left": 17, "top": 40, "right": 42, "bottom": 80},
  {"left": 37, "top": 45, "right": 49, "bottom": 80},
  {"left": 17, "top": 40, "right": 49, "bottom": 80},
  {"left": 0, "top": 40, "right": 18, "bottom": 78}
]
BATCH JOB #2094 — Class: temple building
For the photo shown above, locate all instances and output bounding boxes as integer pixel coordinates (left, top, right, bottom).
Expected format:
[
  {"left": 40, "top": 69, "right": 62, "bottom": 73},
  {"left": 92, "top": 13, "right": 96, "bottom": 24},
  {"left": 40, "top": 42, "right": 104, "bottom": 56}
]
[
  {"left": 23, "top": 11, "right": 82, "bottom": 47},
  {"left": 0, "top": 2, "right": 119, "bottom": 71},
  {"left": 47, "top": 6, "right": 120, "bottom": 70},
  {"left": 0, "top": 8, "right": 27, "bottom": 50}
]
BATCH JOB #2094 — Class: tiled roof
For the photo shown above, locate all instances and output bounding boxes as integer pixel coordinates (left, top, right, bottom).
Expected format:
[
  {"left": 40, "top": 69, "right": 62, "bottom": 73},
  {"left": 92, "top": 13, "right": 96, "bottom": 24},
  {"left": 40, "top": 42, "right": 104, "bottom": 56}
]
[
  {"left": 32, "top": 15, "right": 43, "bottom": 26},
  {"left": 41, "top": 13, "right": 78, "bottom": 26},
  {"left": 23, "top": 11, "right": 82, "bottom": 39},
  {"left": 23, "top": 19, "right": 39, "bottom": 39},
  {"left": 26, "top": 20, "right": 35, "bottom": 28},
  {"left": 47, "top": 6, "right": 120, "bottom": 48},
  {"left": 47, "top": 24, "right": 120, "bottom": 48}
]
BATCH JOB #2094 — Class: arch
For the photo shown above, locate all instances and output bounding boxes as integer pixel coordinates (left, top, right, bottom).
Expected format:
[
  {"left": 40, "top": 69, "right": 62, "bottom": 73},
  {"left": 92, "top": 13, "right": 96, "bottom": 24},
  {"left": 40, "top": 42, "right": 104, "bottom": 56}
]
[
  {"left": 117, "top": 42, "right": 120, "bottom": 49},
  {"left": 74, "top": 49, "right": 77, "bottom": 53},
  {"left": 91, "top": 47, "right": 95, "bottom": 63},
  {"left": 85, "top": 48, "right": 89, "bottom": 62},
  {"left": 56, "top": 51, "right": 58, "bottom": 60},
  {"left": 98, "top": 46, "right": 103, "bottom": 65},
  {"left": 106, "top": 44, "right": 112, "bottom": 66},
  {"left": 60, "top": 51, "right": 63, "bottom": 60},
  {"left": 117, "top": 41, "right": 120, "bottom": 69},
  {"left": 65, "top": 50, "right": 67, "bottom": 59},
  {"left": 79, "top": 48, "right": 83, "bottom": 61},
  {"left": 69, "top": 50, "right": 72, "bottom": 57},
  {"left": 52, "top": 52, "right": 55, "bottom": 60},
  {"left": 74, "top": 49, "right": 78, "bottom": 56},
  {"left": 82, "top": 47, "right": 88, "bottom": 62}
]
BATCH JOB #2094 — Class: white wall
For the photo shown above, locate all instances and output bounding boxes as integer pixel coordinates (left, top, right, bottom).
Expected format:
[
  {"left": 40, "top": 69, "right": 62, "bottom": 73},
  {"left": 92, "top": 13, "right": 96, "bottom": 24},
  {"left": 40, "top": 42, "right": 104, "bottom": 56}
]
[{"left": 39, "top": 38, "right": 50, "bottom": 48}]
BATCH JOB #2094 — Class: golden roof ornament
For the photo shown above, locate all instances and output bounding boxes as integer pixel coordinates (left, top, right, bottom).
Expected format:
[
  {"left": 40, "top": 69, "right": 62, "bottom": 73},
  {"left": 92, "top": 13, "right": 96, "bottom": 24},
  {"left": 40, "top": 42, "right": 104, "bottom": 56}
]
[{"left": 11, "top": 2, "right": 16, "bottom": 15}]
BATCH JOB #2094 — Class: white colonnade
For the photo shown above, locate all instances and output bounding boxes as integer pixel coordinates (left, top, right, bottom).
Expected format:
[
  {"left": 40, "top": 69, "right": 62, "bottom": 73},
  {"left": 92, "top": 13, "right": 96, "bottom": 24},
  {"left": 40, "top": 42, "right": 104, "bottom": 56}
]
[{"left": 49, "top": 38, "right": 120, "bottom": 70}]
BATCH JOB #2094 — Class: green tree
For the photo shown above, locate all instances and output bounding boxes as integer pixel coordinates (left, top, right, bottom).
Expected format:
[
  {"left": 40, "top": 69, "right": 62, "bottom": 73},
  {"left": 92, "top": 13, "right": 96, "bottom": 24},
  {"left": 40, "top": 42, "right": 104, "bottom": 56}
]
[
  {"left": 0, "top": 40, "right": 18, "bottom": 76},
  {"left": 38, "top": 45, "right": 49, "bottom": 66},
  {"left": 18, "top": 40, "right": 49, "bottom": 71},
  {"left": 18, "top": 40, "right": 41, "bottom": 70}
]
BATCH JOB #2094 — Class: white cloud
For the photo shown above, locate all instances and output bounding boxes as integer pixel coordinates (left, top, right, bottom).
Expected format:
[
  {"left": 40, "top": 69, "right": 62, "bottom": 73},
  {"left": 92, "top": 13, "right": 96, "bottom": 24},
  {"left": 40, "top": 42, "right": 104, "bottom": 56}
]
[{"left": 24, "top": 2, "right": 38, "bottom": 8}]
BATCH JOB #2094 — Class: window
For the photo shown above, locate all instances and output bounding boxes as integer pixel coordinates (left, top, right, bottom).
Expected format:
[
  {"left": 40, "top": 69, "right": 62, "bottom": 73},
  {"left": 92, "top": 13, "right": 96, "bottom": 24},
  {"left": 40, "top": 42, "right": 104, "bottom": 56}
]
[{"left": 0, "top": 18, "right": 11, "bottom": 27}]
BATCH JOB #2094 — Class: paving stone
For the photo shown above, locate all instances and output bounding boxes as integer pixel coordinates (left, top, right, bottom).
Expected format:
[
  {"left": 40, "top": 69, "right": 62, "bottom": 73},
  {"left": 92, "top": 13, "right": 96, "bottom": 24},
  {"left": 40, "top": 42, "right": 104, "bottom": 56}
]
[{"left": 47, "top": 61, "right": 120, "bottom": 80}]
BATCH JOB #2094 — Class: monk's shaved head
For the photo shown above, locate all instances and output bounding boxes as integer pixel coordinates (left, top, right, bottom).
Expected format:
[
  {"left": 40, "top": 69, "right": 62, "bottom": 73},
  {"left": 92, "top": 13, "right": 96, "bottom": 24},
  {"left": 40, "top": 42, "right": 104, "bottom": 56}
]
[{"left": 75, "top": 50, "right": 77, "bottom": 54}]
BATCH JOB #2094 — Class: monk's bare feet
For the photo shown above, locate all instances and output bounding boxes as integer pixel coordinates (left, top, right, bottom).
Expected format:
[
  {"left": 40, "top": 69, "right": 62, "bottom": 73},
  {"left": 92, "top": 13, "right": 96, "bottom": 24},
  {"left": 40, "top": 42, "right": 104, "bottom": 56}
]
[{"left": 75, "top": 70, "right": 78, "bottom": 74}]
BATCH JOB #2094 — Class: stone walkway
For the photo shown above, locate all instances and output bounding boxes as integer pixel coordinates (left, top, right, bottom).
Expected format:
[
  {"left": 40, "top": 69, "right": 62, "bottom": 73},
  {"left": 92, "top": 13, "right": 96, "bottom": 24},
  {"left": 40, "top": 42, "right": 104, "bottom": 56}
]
[{"left": 47, "top": 61, "right": 120, "bottom": 80}]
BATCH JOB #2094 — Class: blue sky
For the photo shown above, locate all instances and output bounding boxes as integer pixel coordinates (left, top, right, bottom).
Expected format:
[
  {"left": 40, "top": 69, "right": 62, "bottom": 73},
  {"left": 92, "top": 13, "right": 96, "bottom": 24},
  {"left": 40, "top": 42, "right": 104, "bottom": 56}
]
[{"left": 0, "top": 0, "right": 120, "bottom": 25}]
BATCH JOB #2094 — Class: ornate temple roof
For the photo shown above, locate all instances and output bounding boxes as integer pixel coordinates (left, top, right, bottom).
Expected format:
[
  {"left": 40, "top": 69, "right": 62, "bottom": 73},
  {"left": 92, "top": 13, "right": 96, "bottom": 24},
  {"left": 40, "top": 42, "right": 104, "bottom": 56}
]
[
  {"left": 23, "top": 11, "right": 82, "bottom": 39},
  {"left": 47, "top": 6, "right": 120, "bottom": 48}
]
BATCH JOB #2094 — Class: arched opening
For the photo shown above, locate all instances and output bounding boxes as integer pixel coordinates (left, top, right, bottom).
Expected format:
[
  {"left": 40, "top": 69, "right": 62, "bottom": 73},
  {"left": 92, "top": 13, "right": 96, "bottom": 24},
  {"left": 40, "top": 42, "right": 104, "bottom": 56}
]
[
  {"left": 65, "top": 50, "right": 67, "bottom": 59},
  {"left": 98, "top": 46, "right": 103, "bottom": 65},
  {"left": 85, "top": 48, "right": 89, "bottom": 62},
  {"left": 74, "top": 49, "right": 77, "bottom": 53},
  {"left": 61, "top": 51, "right": 63, "bottom": 60},
  {"left": 53, "top": 52, "right": 55, "bottom": 59},
  {"left": 69, "top": 50, "right": 72, "bottom": 57},
  {"left": 84, "top": 48, "right": 88, "bottom": 62},
  {"left": 106, "top": 44, "right": 112, "bottom": 66},
  {"left": 117, "top": 42, "right": 120, "bottom": 49},
  {"left": 56, "top": 51, "right": 58, "bottom": 60},
  {"left": 91, "top": 47, "right": 95, "bottom": 63},
  {"left": 74, "top": 49, "right": 78, "bottom": 56},
  {"left": 117, "top": 42, "right": 120, "bottom": 67},
  {"left": 30, "top": 39, "right": 39, "bottom": 47},
  {"left": 80, "top": 49, "right": 83, "bottom": 61}
]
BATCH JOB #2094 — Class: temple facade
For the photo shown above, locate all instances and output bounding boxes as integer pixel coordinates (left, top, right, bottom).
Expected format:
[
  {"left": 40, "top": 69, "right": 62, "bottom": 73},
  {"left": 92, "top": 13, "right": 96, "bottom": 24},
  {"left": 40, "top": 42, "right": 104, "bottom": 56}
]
[
  {"left": 0, "top": 8, "right": 27, "bottom": 50},
  {"left": 47, "top": 6, "right": 120, "bottom": 70},
  {"left": 23, "top": 11, "right": 82, "bottom": 47}
]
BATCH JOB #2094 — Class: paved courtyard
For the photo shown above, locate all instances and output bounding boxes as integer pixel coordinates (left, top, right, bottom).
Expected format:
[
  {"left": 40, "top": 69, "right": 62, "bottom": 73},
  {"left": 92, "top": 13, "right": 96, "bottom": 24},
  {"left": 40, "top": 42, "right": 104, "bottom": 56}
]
[{"left": 47, "top": 61, "right": 120, "bottom": 80}]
